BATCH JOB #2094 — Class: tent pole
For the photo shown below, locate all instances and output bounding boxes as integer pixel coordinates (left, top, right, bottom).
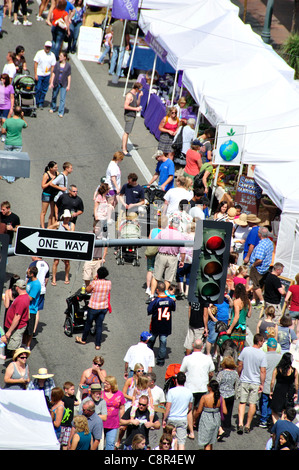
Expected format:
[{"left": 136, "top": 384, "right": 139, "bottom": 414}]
[
  {"left": 147, "top": 53, "right": 157, "bottom": 105},
  {"left": 194, "top": 107, "right": 201, "bottom": 138},
  {"left": 171, "top": 69, "right": 178, "bottom": 106},
  {"left": 209, "top": 164, "right": 220, "bottom": 215},
  {"left": 289, "top": 221, "right": 299, "bottom": 277},
  {"left": 123, "top": 27, "right": 139, "bottom": 97}
]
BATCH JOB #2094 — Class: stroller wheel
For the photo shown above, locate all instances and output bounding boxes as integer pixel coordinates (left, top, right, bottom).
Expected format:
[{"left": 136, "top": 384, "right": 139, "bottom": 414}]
[
  {"left": 64, "top": 317, "right": 73, "bottom": 337},
  {"left": 120, "top": 258, "right": 125, "bottom": 265},
  {"left": 116, "top": 258, "right": 121, "bottom": 265}
]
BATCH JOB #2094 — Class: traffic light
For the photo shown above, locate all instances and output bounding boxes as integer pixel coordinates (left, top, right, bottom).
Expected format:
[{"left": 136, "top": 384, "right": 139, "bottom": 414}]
[{"left": 188, "top": 220, "right": 232, "bottom": 304}]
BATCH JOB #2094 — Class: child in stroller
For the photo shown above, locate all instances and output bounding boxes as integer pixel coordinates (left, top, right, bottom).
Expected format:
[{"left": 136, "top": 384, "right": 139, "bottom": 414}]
[
  {"left": 13, "top": 72, "right": 37, "bottom": 117},
  {"left": 115, "top": 213, "right": 141, "bottom": 266}
]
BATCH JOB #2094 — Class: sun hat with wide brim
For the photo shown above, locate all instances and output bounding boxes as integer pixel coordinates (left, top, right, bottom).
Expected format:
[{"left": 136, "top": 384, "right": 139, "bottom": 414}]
[
  {"left": 13, "top": 348, "right": 31, "bottom": 361},
  {"left": 227, "top": 207, "right": 237, "bottom": 220},
  {"left": 247, "top": 213, "right": 261, "bottom": 224},
  {"left": 32, "top": 368, "right": 54, "bottom": 379},
  {"left": 60, "top": 209, "right": 72, "bottom": 220},
  {"left": 235, "top": 213, "right": 248, "bottom": 226}
]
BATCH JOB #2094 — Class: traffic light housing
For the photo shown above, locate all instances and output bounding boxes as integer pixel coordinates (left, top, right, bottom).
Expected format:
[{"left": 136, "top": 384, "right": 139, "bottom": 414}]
[{"left": 188, "top": 220, "right": 232, "bottom": 304}]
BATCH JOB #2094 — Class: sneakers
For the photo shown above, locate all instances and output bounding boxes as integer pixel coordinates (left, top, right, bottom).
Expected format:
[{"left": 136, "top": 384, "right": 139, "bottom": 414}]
[
  {"left": 1, "top": 134, "right": 5, "bottom": 142},
  {"left": 36, "top": 15, "right": 44, "bottom": 21},
  {"left": 259, "top": 422, "right": 267, "bottom": 428},
  {"left": 13, "top": 19, "right": 21, "bottom": 25},
  {"left": 23, "top": 20, "right": 32, "bottom": 26},
  {"left": 145, "top": 287, "right": 151, "bottom": 296}
]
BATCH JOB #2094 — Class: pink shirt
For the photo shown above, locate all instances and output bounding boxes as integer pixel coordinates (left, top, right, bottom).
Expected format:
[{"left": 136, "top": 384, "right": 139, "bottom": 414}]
[
  {"left": 157, "top": 227, "right": 187, "bottom": 256},
  {"left": 88, "top": 279, "right": 111, "bottom": 310},
  {"left": 102, "top": 390, "right": 125, "bottom": 429},
  {"left": 0, "top": 84, "right": 14, "bottom": 110}
]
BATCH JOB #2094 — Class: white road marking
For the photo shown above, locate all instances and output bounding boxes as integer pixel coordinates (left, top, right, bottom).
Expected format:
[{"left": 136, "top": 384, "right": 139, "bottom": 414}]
[{"left": 71, "top": 55, "right": 153, "bottom": 182}]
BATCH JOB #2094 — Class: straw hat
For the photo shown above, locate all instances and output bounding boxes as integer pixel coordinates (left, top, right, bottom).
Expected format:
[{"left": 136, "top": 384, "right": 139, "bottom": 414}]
[
  {"left": 13, "top": 348, "right": 31, "bottom": 361},
  {"left": 227, "top": 207, "right": 237, "bottom": 220},
  {"left": 60, "top": 209, "right": 72, "bottom": 220},
  {"left": 235, "top": 213, "right": 248, "bottom": 226},
  {"left": 247, "top": 213, "right": 261, "bottom": 224},
  {"left": 32, "top": 368, "right": 54, "bottom": 379}
]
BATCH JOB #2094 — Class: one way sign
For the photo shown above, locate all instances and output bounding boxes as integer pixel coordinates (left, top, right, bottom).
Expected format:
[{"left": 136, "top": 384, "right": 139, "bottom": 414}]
[{"left": 15, "top": 227, "right": 95, "bottom": 261}]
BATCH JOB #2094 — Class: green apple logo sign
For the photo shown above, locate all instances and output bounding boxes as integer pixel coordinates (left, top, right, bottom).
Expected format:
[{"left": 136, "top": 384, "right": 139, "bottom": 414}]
[{"left": 219, "top": 128, "right": 239, "bottom": 162}]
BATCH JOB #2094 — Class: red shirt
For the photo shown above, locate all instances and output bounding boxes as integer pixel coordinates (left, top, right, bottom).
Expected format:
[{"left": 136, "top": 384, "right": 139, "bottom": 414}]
[
  {"left": 5, "top": 294, "right": 30, "bottom": 330},
  {"left": 288, "top": 284, "right": 299, "bottom": 312}
]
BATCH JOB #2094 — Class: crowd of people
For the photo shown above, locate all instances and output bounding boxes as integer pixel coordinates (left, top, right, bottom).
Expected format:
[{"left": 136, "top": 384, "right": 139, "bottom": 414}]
[{"left": 1, "top": 5, "right": 299, "bottom": 453}]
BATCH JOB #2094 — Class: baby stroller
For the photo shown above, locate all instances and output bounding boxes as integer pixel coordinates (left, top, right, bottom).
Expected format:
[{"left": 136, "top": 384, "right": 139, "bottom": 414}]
[
  {"left": 163, "top": 363, "right": 181, "bottom": 396},
  {"left": 63, "top": 290, "right": 95, "bottom": 337},
  {"left": 141, "top": 185, "right": 165, "bottom": 236},
  {"left": 13, "top": 72, "right": 37, "bottom": 117},
  {"left": 115, "top": 216, "right": 141, "bottom": 266}
]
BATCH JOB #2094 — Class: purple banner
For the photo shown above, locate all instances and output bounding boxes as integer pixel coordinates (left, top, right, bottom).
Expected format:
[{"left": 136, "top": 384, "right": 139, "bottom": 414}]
[
  {"left": 112, "top": 0, "right": 139, "bottom": 21},
  {"left": 145, "top": 31, "right": 168, "bottom": 63}
]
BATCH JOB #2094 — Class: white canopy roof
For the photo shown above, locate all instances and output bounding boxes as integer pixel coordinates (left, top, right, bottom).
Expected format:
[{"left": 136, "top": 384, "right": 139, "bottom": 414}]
[
  {"left": 85, "top": 0, "right": 201, "bottom": 10},
  {"left": 138, "top": 3, "right": 294, "bottom": 81},
  {"left": 0, "top": 390, "right": 60, "bottom": 450}
]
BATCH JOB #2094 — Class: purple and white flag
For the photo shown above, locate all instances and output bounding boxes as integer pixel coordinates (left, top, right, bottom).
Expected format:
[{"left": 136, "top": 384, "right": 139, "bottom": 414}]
[{"left": 112, "top": 0, "right": 139, "bottom": 21}]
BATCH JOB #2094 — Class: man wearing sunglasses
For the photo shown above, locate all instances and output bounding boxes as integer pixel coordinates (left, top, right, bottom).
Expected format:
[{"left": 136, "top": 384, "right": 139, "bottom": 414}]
[{"left": 119, "top": 395, "right": 160, "bottom": 450}]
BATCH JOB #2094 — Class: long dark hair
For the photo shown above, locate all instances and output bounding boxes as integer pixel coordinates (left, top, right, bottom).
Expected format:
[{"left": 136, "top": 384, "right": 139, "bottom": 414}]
[
  {"left": 44, "top": 161, "right": 57, "bottom": 173},
  {"left": 208, "top": 379, "right": 221, "bottom": 408},
  {"left": 234, "top": 283, "right": 249, "bottom": 308},
  {"left": 277, "top": 352, "right": 293, "bottom": 376}
]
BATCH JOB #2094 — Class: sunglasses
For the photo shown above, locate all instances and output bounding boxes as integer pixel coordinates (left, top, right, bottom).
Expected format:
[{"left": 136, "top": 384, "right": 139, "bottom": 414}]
[
  {"left": 136, "top": 369, "right": 144, "bottom": 373},
  {"left": 162, "top": 441, "right": 170, "bottom": 445},
  {"left": 138, "top": 402, "right": 147, "bottom": 407},
  {"left": 19, "top": 356, "right": 28, "bottom": 359}
]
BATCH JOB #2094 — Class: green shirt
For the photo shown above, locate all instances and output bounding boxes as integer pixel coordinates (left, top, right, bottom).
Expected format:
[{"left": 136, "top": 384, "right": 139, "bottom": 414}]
[{"left": 3, "top": 117, "right": 27, "bottom": 146}]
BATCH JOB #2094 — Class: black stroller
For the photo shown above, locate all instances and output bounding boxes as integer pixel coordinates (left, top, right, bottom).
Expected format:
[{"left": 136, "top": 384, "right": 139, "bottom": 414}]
[
  {"left": 140, "top": 185, "right": 165, "bottom": 236},
  {"left": 63, "top": 290, "right": 95, "bottom": 337},
  {"left": 13, "top": 73, "right": 37, "bottom": 117}
]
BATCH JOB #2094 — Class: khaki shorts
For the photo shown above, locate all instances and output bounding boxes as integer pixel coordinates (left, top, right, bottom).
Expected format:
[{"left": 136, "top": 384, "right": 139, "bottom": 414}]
[
  {"left": 153, "top": 253, "right": 178, "bottom": 283},
  {"left": 239, "top": 382, "right": 260, "bottom": 405},
  {"left": 184, "top": 326, "right": 205, "bottom": 351},
  {"left": 249, "top": 266, "right": 264, "bottom": 290},
  {"left": 7, "top": 325, "right": 27, "bottom": 351},
  {"left": 83, "top": 259, "right": 103, "bottom": 281},
  {"left": 124, "top": 115, "right": 135, "bottom": 134}
]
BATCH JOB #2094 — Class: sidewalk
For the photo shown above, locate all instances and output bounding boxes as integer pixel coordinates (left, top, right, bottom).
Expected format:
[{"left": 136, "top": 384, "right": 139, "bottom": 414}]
[{"left": 234, "top": 0, "right": 291, "bottom": 47}]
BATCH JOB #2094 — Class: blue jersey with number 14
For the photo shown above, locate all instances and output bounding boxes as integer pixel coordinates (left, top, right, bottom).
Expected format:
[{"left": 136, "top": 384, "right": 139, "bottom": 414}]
[{"left": 147, "top": 295, "right": 176, "bottom": 336}]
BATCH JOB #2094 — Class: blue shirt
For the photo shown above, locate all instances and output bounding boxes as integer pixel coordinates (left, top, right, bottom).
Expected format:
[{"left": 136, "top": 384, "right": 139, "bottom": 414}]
[
  {"left": 155, "top": 158, "right": 175, "bottom": 191},
  {"left": 26, "top": 278, "right": 41, "bottom": 314},
  {"left": 243, "top": 225, "right": 259, "bottom": 259},
  {"left": 250, "top": 238, "right": 273, "bottom": 274}
]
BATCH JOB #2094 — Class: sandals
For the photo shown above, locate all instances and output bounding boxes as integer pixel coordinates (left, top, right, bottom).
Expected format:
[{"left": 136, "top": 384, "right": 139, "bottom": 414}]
[{"left": 75, "top": 337, "right": 86, "bottom": 345}]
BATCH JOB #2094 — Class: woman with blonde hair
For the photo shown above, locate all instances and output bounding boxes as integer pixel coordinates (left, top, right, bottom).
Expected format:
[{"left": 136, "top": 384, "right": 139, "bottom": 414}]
[
  {"left": 70, "top": 415, "right": 92, "bottom": 450},
  {"left": 158, "top": 107, "right": 180, "bottom": 160},
  {"left": 102, "top": 376, "right": 125, "bottom": 450},
  {"left": 162, "top": 175, "right": 193, "bottom": 216}
]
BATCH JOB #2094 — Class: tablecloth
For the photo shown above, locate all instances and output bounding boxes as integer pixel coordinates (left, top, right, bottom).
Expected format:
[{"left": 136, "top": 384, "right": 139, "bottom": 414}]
[{"left": 143, "top": 94, "right": 166, "bottom": 141}]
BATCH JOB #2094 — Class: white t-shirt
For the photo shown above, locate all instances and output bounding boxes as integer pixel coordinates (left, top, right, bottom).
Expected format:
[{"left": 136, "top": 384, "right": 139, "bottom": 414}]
[
  {"left": 123, "top": 342, "right": 155, "bottom": 373},
  {"left": 105, "top": 160, "right": 121, "bottom": 191},
  {"left": 151, "top": 385, "right": 166, "bottom": 406},
  {"left": 180, "top": 351, "right": 215, "bottom": 393},
  {"left": 33, "top": 49, "right": 56, "bottom": 76},
  {"left": 164, "top": 187, "right": 193, "bottom": 215},
  {"left": 167, "top": 386, "right": 193, "bottom": 420},
  {"left": 189, "top": 205, "right": 205, "bottom": 220},
  {"left": 2, "top": 63, "right": 17, "bottom": 80}
]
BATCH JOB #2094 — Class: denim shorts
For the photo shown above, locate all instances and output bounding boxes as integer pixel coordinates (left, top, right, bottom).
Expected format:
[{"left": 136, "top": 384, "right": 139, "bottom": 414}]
[
  {"left": 289, "top": 310, "right": 299, "bottom": 320},
  {"left": 41, "top": 192, "right": 52, "bottom": 202},
  {"left": 0, "top": 109, "right": 9, "bottom": 119}
]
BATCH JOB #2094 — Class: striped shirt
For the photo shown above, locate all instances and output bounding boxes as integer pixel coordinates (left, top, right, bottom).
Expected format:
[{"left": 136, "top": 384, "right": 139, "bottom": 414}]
[
  {"left": 250, "top": 238, "right": 273, "bottom": 274},
  {"left": 88, "top": 279, "right": 111, "bottom": 310}
]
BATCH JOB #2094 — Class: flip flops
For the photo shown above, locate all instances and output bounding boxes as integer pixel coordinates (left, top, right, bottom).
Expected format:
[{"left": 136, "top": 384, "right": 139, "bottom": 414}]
[{"left": 75, "top": 337, "right": 86, "bottom": 345}]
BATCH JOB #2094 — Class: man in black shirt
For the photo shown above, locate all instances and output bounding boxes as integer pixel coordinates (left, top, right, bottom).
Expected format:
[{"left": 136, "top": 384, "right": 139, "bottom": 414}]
[
  {"left": 119, "top": 173, "right": 145, "bottom": 218},
  {"left": 184, "top": 300, "right": 209, "bottom": 355},
  {"left": 119, "top": 395, "right": 160, "bottom": 449},
  {"left": 0, "top": 200, "right": 20, "bottom": 245},
  {"left": 263, "top": 262, "right": 285, "bottom": 320},
  {"left": 56, "top": 185, "right": 84, "bottom": 225}
]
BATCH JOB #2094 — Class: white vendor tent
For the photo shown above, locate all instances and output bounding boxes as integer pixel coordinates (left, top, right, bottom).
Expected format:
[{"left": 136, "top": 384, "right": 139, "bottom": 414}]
[
  {"left": 84, "top": 0, "right": 201, "bottom": 10},
  {"left": 254, "top": 163, "right": 299, "bottom": 279},
  {"left": 138, "top": 3, "right": 294, "bottom": 81},
  {"left": 0, "top": 390, "right": 60, "bottom": 450},
  {"left": 182, "top": 54, "right": 299, "bottom": 164}
]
